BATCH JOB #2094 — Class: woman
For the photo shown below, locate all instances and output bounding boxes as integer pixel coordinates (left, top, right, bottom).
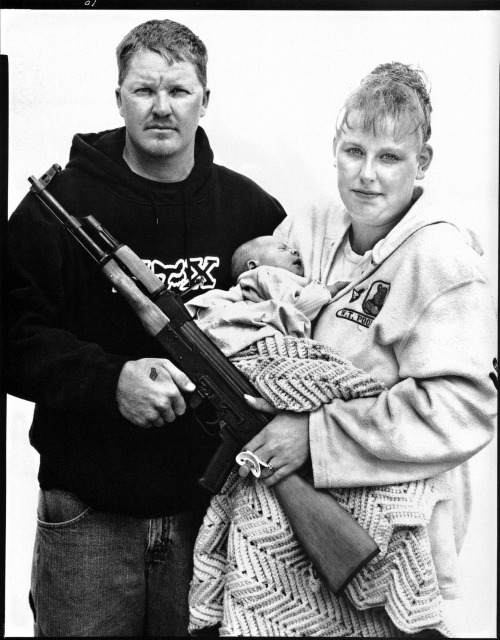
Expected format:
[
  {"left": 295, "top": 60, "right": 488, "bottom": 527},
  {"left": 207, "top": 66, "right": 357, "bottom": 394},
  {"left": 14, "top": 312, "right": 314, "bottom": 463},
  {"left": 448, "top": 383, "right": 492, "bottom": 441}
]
[{"left": 190, "top": 63, "right": 497, "bottom": 637}]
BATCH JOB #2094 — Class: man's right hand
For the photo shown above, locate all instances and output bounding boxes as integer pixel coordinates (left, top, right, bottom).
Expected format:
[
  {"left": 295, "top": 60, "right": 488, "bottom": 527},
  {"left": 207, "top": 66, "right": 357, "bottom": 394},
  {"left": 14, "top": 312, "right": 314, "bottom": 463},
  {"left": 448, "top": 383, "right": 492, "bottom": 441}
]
[{"left": 116, "top": 358, "right": 196, "bottom": 428}]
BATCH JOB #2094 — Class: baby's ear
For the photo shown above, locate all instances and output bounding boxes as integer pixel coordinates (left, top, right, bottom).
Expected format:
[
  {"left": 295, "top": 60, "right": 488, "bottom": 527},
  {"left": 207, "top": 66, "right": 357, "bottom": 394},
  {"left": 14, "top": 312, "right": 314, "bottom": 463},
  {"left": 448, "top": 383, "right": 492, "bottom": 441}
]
[{"left": 247, "top": 259, "right": 260, "bottom": 270}]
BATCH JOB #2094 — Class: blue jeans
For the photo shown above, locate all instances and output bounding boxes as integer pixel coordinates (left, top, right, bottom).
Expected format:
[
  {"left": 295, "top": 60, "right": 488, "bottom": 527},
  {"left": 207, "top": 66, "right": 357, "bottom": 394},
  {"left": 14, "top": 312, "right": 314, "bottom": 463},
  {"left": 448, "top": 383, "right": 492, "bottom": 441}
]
[{"left": 30, "top": 489, "right": 205, "bottom": 636}]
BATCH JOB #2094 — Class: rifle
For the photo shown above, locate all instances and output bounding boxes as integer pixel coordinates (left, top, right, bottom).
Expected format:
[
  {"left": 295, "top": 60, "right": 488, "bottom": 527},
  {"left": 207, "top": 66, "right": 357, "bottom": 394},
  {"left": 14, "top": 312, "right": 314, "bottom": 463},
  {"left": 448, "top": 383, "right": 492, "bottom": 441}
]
[{"left": 28, "top": 164, "right": 380, "bottom": 594}]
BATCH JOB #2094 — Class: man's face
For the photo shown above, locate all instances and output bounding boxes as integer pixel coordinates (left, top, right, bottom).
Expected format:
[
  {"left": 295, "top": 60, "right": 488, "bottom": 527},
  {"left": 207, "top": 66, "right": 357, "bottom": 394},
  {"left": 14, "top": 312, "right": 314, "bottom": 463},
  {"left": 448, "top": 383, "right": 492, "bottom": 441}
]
[{"left": 116, "top": 49, "right": 209, "bottom": 166}]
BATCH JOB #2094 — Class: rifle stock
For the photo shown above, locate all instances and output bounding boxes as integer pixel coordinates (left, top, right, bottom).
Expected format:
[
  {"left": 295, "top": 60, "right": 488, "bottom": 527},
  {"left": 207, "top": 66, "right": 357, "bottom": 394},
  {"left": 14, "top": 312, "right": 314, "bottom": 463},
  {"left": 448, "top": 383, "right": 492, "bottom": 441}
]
[
  {"left": 274, "top": 475, "right": 380, "bottom": 594},
  {"left": 28, "top": 164, "right": 380, "bottom": 594}
]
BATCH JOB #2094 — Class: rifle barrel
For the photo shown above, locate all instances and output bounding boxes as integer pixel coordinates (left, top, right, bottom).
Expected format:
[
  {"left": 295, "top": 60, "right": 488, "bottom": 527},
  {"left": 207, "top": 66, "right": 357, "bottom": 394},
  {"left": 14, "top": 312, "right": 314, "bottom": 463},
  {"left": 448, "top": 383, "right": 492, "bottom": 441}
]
[{"left": 29, "top": 172, "right": 109, "bottom": 264}]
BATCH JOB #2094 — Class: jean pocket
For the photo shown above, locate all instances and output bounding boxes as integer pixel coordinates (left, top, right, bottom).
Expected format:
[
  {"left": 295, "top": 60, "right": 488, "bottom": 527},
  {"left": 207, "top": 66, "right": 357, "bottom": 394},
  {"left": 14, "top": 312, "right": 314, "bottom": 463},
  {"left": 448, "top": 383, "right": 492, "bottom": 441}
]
[{"left": 37, "top": 489, "right": 92, "bottom": 528}]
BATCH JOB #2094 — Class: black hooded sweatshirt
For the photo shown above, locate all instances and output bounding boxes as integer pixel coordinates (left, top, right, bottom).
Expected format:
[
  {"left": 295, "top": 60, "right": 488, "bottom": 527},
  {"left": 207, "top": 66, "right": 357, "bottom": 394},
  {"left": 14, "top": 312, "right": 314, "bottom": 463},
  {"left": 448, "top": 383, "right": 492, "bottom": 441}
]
[{"left": 7, "top": 126, "right": 285, "bottom": 517}]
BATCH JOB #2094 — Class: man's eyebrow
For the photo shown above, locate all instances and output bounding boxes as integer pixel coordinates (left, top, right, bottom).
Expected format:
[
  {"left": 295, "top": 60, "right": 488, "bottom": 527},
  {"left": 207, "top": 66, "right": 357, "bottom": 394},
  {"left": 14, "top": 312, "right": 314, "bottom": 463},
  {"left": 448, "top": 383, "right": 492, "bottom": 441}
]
[{"left": 130, "top": 74, "right": 194, "bottom": 87}]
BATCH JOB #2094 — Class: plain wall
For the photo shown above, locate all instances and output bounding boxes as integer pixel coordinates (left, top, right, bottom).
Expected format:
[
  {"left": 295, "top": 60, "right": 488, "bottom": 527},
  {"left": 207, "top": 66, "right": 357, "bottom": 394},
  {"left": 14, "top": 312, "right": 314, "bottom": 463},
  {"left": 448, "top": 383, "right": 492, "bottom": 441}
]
[{"left": 2, "top": 9, "right": 498, "bottom": 637}]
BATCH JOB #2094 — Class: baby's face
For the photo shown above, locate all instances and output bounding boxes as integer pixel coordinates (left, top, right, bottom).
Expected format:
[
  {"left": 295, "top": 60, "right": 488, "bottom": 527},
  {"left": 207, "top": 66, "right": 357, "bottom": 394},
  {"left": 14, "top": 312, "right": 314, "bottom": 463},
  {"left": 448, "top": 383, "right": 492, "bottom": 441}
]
[{"left": 256, "top": 237, "right": 304, "bottom": 276}]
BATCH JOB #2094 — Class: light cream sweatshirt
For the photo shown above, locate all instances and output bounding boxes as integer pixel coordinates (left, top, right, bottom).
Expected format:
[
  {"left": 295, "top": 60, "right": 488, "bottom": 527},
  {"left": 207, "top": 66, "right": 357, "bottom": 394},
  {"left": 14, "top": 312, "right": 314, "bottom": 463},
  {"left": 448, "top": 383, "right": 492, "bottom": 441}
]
[{"left": 275, "top": 188, "right": 497, "bottom": 599}]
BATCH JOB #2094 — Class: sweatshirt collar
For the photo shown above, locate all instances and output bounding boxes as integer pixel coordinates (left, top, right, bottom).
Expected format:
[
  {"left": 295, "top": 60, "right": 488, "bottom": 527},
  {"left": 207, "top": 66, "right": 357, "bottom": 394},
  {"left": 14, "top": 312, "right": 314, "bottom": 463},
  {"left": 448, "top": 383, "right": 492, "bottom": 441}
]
[
  {"left": 369, "top": 187, "right": 484, "bottom": 264},
  {"left": 330, "top": 187, "right": 484, "bottom": 271}
]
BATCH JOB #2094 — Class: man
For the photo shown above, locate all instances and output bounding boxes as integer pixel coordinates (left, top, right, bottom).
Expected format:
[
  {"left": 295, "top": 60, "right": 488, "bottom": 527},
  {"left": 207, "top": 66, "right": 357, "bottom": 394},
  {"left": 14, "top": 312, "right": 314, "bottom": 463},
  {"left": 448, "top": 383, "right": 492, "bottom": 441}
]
[{"left": 7, "top": 19, "right": 285, "bottom": 637}]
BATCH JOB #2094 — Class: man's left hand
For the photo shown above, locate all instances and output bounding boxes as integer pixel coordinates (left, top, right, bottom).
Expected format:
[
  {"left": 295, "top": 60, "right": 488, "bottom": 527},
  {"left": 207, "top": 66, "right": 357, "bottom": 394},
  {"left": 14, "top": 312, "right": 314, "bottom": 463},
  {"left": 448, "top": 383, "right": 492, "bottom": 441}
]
[{"left": 242, "top": 412, "right": 309, "bottom": 487}]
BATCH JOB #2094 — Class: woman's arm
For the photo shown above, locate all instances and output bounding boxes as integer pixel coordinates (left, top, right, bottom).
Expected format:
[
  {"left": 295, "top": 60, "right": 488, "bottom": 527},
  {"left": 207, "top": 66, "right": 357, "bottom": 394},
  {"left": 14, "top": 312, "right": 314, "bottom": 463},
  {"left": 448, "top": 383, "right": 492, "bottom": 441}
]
[{"left": 309, "top": 279, "right": 497, "bottom": 488}]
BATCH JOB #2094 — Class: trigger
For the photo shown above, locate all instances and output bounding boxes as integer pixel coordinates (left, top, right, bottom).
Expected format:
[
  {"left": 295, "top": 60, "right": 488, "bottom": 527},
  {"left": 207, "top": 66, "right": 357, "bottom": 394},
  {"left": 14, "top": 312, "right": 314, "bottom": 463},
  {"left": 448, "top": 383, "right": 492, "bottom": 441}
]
[{"left": 189, "top": 392, "right": 203, "bottom": 410}]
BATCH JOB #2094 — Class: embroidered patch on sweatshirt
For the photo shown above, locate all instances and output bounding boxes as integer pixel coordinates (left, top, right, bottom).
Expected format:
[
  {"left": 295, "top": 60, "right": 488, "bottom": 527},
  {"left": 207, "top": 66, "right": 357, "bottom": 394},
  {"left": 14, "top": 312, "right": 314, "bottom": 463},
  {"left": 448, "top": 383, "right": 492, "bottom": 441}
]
[
  {"left": 336, "top": 281, "right": 391, "bottom": 328},
  {"left": 349, "top": 288, "right": 365, "bottom": 303},
  {"left": 362, "top": 281, "right": 391, "bottom": 317},
  {"left": 336, "top": 308, "right": 374, "bottom": 328}
]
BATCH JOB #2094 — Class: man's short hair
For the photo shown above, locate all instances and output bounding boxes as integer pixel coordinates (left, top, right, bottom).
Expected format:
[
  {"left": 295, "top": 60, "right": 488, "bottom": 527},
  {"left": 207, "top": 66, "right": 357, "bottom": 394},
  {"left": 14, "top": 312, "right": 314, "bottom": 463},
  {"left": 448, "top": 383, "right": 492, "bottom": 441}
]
[{"left": 116, "top": 19, "right": 208, "bottom": 88}]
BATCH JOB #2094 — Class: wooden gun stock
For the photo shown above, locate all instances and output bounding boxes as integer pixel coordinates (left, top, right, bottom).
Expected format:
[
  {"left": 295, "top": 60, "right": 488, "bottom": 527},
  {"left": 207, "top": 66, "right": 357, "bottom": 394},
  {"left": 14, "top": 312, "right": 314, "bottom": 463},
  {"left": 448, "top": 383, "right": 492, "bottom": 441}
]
[{"left": 275, "top": 474, "right": 379, "bottom": 594}]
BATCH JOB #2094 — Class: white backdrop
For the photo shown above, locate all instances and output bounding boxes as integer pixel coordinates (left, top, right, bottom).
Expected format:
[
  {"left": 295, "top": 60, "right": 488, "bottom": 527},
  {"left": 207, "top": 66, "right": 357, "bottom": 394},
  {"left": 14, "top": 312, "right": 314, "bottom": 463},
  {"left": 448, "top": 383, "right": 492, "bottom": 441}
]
[{"left": 2, "top": 9, "right": 498, "bottom": 637}]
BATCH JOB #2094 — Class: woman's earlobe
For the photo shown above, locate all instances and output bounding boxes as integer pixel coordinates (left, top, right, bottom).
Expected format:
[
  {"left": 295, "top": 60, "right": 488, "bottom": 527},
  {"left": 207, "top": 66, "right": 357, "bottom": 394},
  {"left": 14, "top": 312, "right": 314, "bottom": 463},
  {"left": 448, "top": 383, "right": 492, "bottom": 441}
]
[{"left": 416, "top": 143, "right": 433, "bottom": 180}]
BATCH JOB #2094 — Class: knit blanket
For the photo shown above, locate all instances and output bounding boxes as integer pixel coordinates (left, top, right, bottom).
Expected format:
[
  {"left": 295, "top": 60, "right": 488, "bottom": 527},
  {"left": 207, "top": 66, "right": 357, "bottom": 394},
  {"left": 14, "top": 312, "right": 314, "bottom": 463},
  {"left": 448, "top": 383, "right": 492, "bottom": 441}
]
[
  {"left": 189, "top": 335, "right": 453, "bottom": 637},
  {"left": 230, "top": 334, "right": 385, "bottom": 411}
]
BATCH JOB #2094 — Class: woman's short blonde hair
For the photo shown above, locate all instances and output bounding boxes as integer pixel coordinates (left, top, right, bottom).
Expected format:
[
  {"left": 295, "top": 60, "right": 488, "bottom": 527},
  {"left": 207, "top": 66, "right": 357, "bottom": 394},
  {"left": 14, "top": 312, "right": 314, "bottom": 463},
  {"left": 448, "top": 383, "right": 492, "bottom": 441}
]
[{"left": 336, "top": 62, "right": 432, "bottom": 147}]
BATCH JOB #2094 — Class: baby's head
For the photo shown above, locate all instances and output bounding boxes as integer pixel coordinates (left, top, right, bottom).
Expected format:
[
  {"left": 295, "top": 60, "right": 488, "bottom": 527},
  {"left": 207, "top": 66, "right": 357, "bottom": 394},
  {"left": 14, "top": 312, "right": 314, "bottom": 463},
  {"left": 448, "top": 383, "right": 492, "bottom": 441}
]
[{"left": 231, "top": 236, "right": 303, "bottom": 281}]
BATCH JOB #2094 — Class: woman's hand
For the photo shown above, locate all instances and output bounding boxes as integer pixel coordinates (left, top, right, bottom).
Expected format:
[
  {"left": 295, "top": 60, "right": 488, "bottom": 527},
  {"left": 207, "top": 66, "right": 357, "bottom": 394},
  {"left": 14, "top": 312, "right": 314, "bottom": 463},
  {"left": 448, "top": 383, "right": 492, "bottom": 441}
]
[{"left": 242, "top": 411, "right": 309, "bottom": 487}]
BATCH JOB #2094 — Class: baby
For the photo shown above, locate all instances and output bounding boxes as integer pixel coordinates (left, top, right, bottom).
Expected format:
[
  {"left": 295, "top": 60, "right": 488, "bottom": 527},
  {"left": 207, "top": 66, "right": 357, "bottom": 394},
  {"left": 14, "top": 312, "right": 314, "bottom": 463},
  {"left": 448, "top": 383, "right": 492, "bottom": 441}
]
[{"left": 187, "top": 235, "right": 348, "bottom": 357}]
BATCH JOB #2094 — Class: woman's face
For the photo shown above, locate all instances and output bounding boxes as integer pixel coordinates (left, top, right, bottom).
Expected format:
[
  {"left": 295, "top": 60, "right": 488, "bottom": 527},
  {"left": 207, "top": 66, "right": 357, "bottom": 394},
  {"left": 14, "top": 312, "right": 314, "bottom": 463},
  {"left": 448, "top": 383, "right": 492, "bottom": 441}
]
[{"left": 334, "top": 111, "right": 432, "bottom": 230}]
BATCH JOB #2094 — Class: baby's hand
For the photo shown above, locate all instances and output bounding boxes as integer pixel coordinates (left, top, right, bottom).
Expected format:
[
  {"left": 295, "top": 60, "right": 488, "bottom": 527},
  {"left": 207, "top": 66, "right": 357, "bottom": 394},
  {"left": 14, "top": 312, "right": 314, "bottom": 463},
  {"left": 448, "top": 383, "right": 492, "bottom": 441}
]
[{"left": 327, "top": 280, "right": 350, "bottom": 297}]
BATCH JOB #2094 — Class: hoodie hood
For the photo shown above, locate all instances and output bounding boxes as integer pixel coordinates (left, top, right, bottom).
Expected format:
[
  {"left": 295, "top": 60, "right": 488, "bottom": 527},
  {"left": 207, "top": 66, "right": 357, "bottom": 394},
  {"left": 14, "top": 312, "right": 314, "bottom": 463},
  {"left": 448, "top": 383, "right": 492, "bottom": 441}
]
[
  {"left": 370, "top": 187, "right": 484, "bottom": 265},
  {"left": 66, "top": 125, "right": 214, "bottom": 204},
  {"left": 323, "top": 187, "right": 484, "bottom": 277}
]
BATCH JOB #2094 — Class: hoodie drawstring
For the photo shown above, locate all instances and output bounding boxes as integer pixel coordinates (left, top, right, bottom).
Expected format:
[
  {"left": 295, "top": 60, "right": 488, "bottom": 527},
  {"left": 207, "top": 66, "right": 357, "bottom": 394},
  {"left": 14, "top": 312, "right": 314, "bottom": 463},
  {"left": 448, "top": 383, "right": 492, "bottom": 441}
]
[{"left": 181, "top": 185, "right": 192, "bottom": 287}]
